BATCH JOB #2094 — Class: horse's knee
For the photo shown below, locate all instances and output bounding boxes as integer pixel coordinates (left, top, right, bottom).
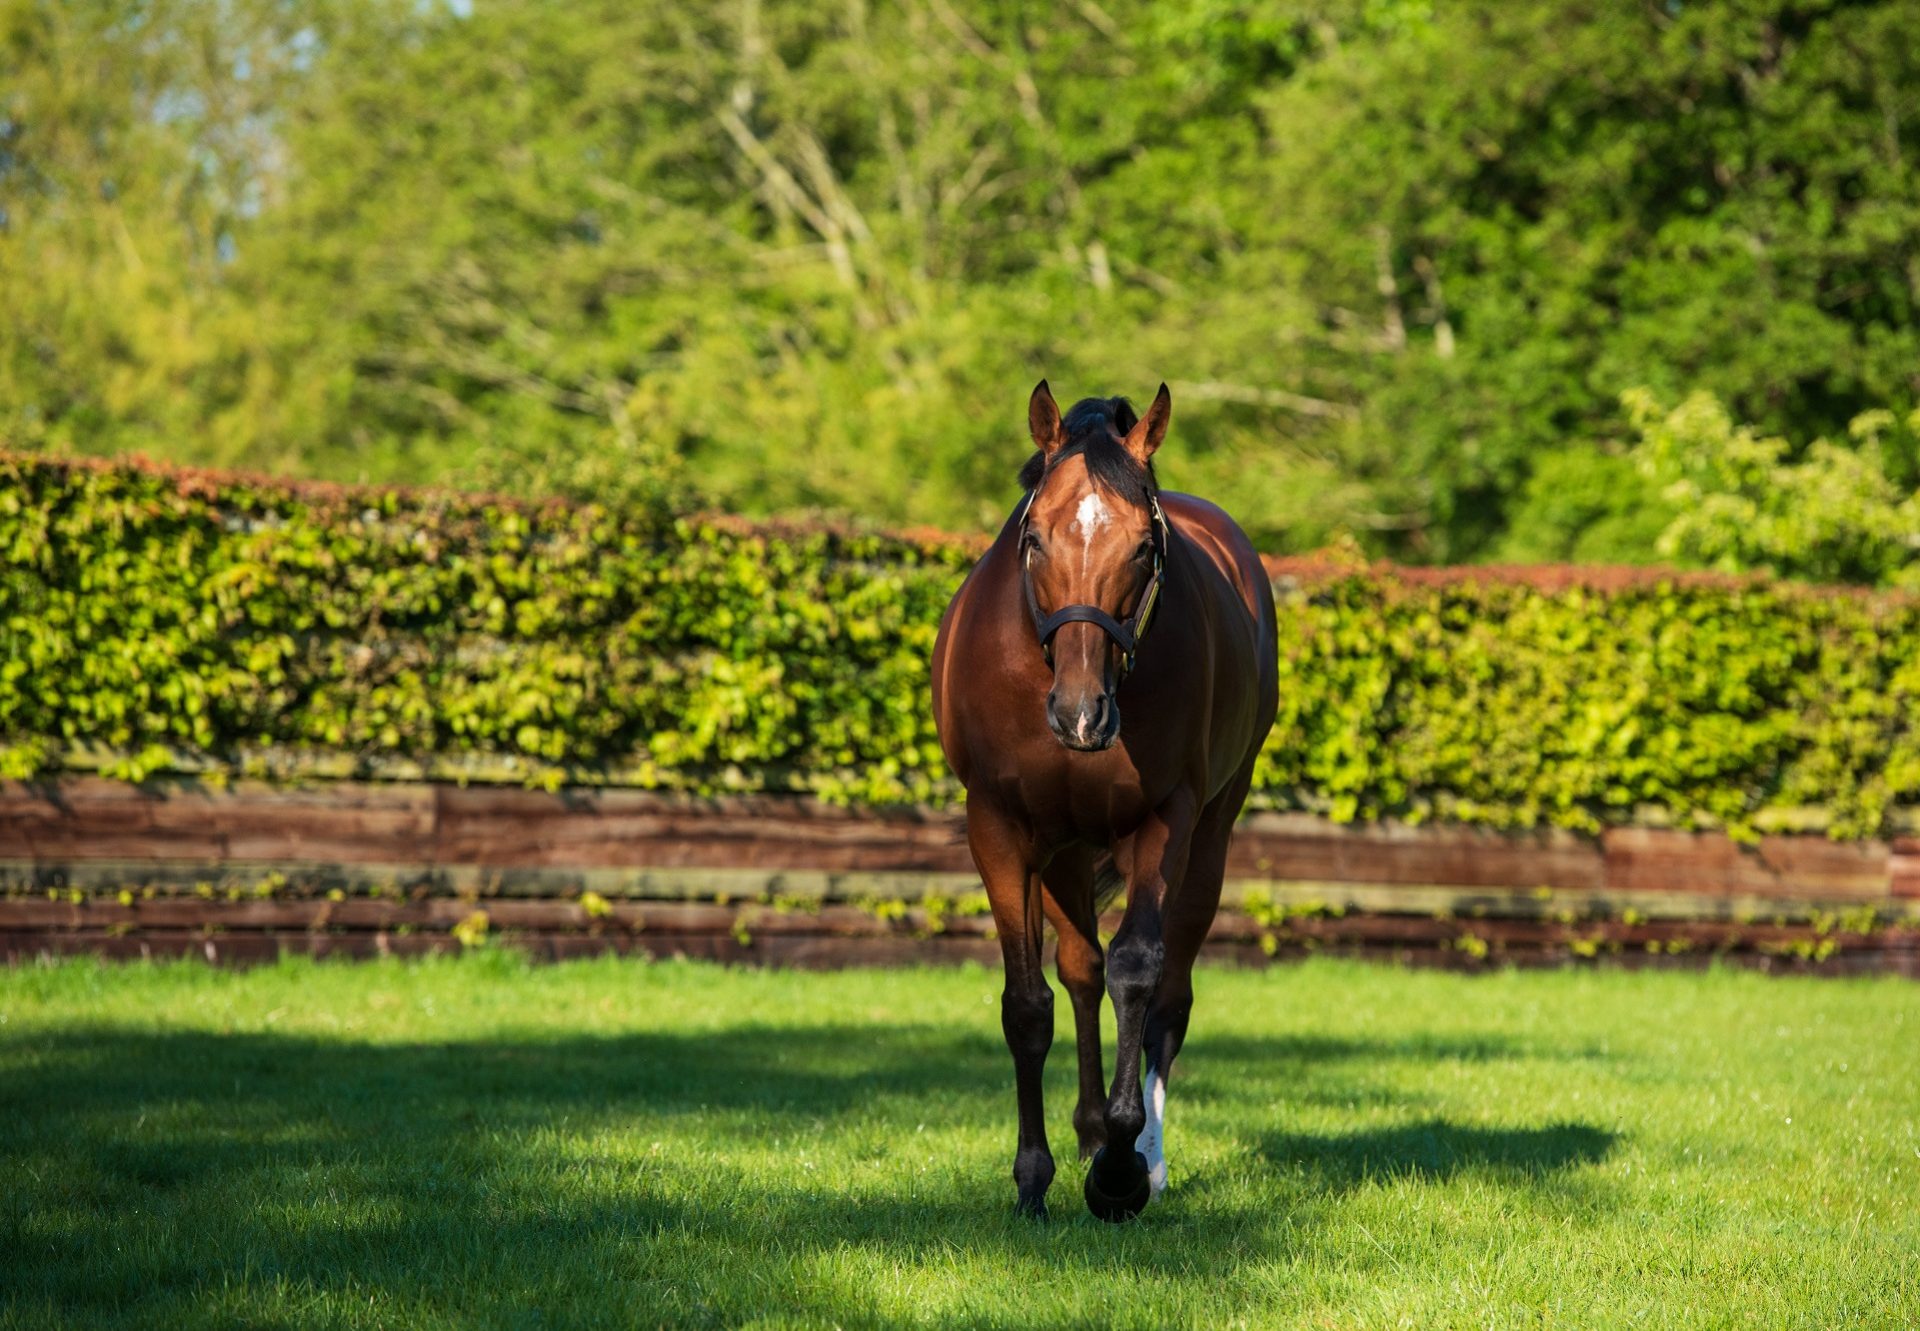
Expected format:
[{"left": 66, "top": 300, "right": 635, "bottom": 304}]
[
  {"left": 1106, "top": 933, "right": 1164, "bottom": 1009},
  {"left": 1061, "top": 960, "right": 1105, "bottom": 1007},
  {"left": 1001, "top": 986, "right": 1053, "bottom": 1061}
]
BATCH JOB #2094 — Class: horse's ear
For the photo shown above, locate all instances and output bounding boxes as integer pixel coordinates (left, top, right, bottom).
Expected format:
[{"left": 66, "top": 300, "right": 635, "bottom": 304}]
[
  {"left": 1123, "top": 383, "right": 1172, "bottom": 464},
  {"left": 1028, "top": 379, "right": 1063, "bottom": 455}
]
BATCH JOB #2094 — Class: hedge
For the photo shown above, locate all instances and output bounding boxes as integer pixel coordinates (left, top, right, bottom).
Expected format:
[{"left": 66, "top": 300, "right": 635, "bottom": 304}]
[{"left": 3, "top": 452, "right": 1919, "bottom": 837}]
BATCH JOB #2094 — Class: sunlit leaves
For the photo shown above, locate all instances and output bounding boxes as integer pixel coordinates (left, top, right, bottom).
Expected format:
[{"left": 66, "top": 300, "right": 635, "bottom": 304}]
[{"left": 5, "top": 452, "right": 1920, "bottom": 833}]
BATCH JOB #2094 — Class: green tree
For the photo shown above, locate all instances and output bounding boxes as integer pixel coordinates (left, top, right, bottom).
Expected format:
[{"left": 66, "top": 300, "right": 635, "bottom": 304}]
[
  {"left": 1627, "top": 389, "right": 1920, "bottom": 587},
  {"left": 1258, "top": 0, "right": 1920, "bottom": 558},
  {"left": 5, "top": 0, "right": 1920, "bottom": 562},
  {"left": 0, "top": 0, "right": 317, "bottom": 459}
]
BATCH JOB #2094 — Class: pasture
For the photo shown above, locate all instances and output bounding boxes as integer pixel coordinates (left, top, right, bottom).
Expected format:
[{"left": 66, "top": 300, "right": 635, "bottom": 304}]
[{"left": 2, "top": 955, "right": 1914, "bottom": 1329}]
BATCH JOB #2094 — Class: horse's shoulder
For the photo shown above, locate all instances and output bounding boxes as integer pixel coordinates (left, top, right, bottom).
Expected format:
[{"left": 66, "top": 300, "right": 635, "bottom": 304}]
[
  {"left": 1162, "top": 492, "right": 1250, "bottom": 548},
  {"left": 1160, "top": 492, "right": 1272, "bottom": 626}
]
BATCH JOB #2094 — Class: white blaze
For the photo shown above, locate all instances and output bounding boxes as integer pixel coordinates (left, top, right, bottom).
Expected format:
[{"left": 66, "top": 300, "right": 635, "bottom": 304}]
[
  {"left": 1137, "top": 1064, "right": 1168, "bottom": 1197},
  {"left": 1072, "top": 491, "right": 1110, "bottom": 573}
]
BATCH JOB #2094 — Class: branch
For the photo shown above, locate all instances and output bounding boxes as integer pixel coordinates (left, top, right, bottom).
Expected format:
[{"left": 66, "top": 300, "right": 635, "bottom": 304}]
[
  {"left": 713, "top": 105, "right": 841, "bottom": 246},
  {"left": 1374, "top": 227, "right": 1407, "bottom": 353},
  {"left": 1167, "top": 379, "right": 1358, "bottom": 420},
  {"left": 1069, "top": 0, "right": 1125, "bottom": 43},
  {"left": 1411, "top": 253, "right": 1455, "bottom": 359}
]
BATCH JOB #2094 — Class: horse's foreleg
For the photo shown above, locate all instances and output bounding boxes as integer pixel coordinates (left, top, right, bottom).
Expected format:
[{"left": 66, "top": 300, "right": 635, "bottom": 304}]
[
  {"left": 1140, "top": 769, "right": 1251, "bottom": 1198},
  {"left": 1042, "top": 850, "right": 1105, "bottom": 1160},
  {"left": 1085, "top": 788, "right": 1196, "bottom": 1223},
  {"left": 968, "top": 802, "right": 1054, "bottom": 1217}
]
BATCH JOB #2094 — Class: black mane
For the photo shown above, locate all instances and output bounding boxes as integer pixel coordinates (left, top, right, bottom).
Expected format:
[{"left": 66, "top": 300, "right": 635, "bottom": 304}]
[{"left": 1017, "top": 396, "right": 1156, "bottom": 503}]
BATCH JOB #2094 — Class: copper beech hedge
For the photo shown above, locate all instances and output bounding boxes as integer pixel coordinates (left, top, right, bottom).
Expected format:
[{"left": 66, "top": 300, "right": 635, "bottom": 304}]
[{"left": 3, "top": 451, "right": 1919, "bottom": 837}]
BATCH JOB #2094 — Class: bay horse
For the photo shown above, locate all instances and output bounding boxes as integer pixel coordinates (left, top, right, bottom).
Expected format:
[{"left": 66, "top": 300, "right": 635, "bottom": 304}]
[{"left": 931, "top": 381, "right": 1278, "bottom": 1221}]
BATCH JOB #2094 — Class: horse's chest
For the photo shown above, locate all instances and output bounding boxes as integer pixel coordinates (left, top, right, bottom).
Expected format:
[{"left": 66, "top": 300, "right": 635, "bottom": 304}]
[{"left": 1011, "top": 752, "right": 1165, "bottom": 850}]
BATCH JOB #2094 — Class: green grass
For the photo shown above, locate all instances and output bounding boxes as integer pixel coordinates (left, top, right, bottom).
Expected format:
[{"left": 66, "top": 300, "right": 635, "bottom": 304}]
[{"left": 1, "top": 955, "right": 1915, "bottom": 1329}]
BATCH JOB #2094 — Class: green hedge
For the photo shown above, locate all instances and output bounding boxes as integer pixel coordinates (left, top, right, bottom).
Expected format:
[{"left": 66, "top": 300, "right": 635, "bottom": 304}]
[
  {"left": 1261, "top": 563, "right": 1920, "bottom": 837},
  {"left": 4, "top": 454, "right": 1919, "bottom": 836},
  {"left": 0, "top": 455, "right": 971, "bottom": 804}
]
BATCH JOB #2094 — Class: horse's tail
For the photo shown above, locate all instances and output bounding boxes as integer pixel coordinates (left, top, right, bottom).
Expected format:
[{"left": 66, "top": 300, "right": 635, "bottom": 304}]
[{"left": 1092, "top": 854, "right": 1125, "bottom": 913}]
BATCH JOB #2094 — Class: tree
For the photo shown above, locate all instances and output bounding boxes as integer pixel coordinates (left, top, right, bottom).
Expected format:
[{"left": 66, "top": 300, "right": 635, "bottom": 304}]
[
  {"left": 1255, "top": 0, "right": 1920, "bottom": 559},
  {"left": 4, "top": 0, "right": 1920, "bottom": 564},
  {"left": 1627, "top": 389, "right": 1920, "bottom": 587}
]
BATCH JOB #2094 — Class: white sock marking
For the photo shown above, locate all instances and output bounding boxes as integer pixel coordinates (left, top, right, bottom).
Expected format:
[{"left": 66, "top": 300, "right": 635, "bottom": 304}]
[{"left": 1137, "top": 1064, "right": 1168, "bottom": 1197}]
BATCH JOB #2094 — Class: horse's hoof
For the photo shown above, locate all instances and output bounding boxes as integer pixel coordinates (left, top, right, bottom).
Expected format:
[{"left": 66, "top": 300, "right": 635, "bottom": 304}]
[
  {"left": 1014, "top": 1195, "right": 1050, "bottom": 1221},
  {"left": 1083, "top": 1147, "right": 1152, "bottom": 1223}
]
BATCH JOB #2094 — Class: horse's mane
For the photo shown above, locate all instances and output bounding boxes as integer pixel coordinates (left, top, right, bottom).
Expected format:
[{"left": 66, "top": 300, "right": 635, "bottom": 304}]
[{"left": 1018, "top": 396, "right": 1156, "bottom": 504}]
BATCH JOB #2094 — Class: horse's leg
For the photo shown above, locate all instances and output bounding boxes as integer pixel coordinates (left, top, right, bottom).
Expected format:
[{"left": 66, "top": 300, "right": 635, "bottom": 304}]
[
  {"left": 1040, "top": 847, "right": 1105, "bottom": 1160},
  {"left": 1084, "top": 787, "right": 1197, "bottom": 1223},
  {"left": 1138, "top": 764, "right": 1255, "bottom": 1198},
  {"left": 968, "top": 800, "right": 1054, "bottom": 1217}
]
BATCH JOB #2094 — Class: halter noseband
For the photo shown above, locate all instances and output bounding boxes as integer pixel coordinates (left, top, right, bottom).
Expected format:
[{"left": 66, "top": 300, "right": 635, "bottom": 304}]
[{"left": 1017, "top": 483, "right": 1169, "bottom": 681}]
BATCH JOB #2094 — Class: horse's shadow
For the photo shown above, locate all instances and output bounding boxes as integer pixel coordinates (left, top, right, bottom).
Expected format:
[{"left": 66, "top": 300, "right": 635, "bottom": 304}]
[{"left": 2, "top": 1010, "right": 1620, "bottom": 1327}]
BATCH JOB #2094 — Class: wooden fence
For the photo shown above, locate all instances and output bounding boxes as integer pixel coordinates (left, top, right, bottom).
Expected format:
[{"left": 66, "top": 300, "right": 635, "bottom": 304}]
[{"left": 3, "top": 777, "right": 1918, "bottom": 973}]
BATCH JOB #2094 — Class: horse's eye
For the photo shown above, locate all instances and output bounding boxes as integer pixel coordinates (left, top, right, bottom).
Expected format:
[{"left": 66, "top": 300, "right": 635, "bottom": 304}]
[
  {"left": 1022, "top": 533, "right": 1043, "bottom": 557},
  {"left": 1134, "top": 539, "right": 1154, "bottom": 563}
]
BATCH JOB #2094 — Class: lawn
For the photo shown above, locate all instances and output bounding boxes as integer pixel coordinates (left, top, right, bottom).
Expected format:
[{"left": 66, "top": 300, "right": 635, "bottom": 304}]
[{"left": 1, "top": 955, "right": 1915, "bottom": 1329}]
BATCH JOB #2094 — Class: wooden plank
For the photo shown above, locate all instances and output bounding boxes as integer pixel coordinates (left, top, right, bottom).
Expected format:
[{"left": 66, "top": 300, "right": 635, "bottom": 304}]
[
  {"left": 1890, "top": 839, "right": 1920, "bottom": 899},
  {"left": 0, "top": 777, "right": 434, "bottom": 865},
  {"left": 445, "top": 866, "right": 985, "bottom": 902},
  {"left": 0, "top": 780, "right": 222, "bottom": 861},
  {"left": 5, "top": 921, "right": 1912, "bottom": 971},
  {"left": 1218, "top": 879, "right": 1914, "bottom": 920},
  {"left": 0, "top": 859, "right": 447, "bottom": 896},
  {"left": 325, "top": 900, "right": 490, "bottom": 928},
  {"left": 1603, "top": 828, "right": 1889, "bottom": 898},
  {"left": 6, "top": 900, "right": 1905, "bottom": 959},
  {"left": 6, "top": 864, "right": 1907, "bottom": 929},
  {"left": 433, "top": 787, "right": 970, "bottom": 871},
  {"left": 1203, "top": 910, "right": 1920, "bottom": 953},
  {"left": 1228, "top": 812, "right": 1605, "bottom": 890},
  {"left": 7, "top": 864, "right": 1907, "bottom": 930},
  {"left": 0, "top": 900, "right": 84, "bottom": 927}
]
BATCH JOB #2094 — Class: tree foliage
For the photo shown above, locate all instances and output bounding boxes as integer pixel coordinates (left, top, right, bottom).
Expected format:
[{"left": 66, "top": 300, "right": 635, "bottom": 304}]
[
  {"left": 1627, "top": 390, "right": 1920, "bottom": 587},
  {"left": 4, "top": 0, "right": 1920, "bottom": 560}
]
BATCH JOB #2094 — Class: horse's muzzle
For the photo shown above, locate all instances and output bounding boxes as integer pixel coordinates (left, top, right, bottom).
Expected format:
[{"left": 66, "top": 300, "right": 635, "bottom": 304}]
[{"left": 1047, "top": 690, "right": 1120, "bottom": 752}]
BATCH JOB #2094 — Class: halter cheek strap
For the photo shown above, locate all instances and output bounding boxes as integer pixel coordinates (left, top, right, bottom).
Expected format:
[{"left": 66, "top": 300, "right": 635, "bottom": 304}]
[{"left": 1019, "top": 489, "right": 1169, "bottom": 680}]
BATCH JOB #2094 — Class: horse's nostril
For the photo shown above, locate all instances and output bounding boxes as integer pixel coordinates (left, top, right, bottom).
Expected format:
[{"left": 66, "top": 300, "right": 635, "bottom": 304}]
[{"left": 1046, "top": 690, "right": 1060, "bottom": 713}]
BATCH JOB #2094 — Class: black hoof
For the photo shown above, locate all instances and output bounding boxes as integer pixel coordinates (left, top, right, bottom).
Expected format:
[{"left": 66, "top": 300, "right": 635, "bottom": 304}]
[
  {"left": 1083, "top": 1147, "right": 1152, "bottom": 1223},
  {"left": 1014, "top": 1195, "right": 1050, "bottom": 1221}
]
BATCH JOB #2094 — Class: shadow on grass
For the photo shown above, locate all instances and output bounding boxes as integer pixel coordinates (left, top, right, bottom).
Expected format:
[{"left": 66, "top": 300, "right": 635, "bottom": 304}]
[
  {"left": 1258, "top": 1120, "right": 1618, "bottom": 1188},
  {"left": 1, "top": 1021, "right": 1621, "bottom": 1328}
]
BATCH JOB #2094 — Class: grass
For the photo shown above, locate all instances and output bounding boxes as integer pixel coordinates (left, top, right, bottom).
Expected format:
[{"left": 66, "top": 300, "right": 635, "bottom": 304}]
[{"left": 1, "top": 955, "right": 1915, "bottom": 1330}]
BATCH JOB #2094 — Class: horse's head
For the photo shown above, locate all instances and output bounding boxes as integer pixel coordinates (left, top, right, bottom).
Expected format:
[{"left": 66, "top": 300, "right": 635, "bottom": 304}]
[{"left": 1018, "top": 380, "right": 1172, "bottom": 752}]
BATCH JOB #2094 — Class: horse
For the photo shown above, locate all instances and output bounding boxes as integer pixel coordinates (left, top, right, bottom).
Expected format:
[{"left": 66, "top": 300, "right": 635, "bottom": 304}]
[{"left": 930, "top": 380, "right": 1279, "bottom": 1222}]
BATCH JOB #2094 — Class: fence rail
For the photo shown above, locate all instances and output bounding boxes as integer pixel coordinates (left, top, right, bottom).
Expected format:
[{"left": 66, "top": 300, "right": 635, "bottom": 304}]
[{"left": 3, "top": 778, "right": 1917, "bottom": 974}]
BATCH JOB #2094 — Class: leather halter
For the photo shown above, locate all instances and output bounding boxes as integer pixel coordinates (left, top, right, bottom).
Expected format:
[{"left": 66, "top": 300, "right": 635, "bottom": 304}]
[{"left": 1017, "top": 481, "right": 1169, "bottom": 681}]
